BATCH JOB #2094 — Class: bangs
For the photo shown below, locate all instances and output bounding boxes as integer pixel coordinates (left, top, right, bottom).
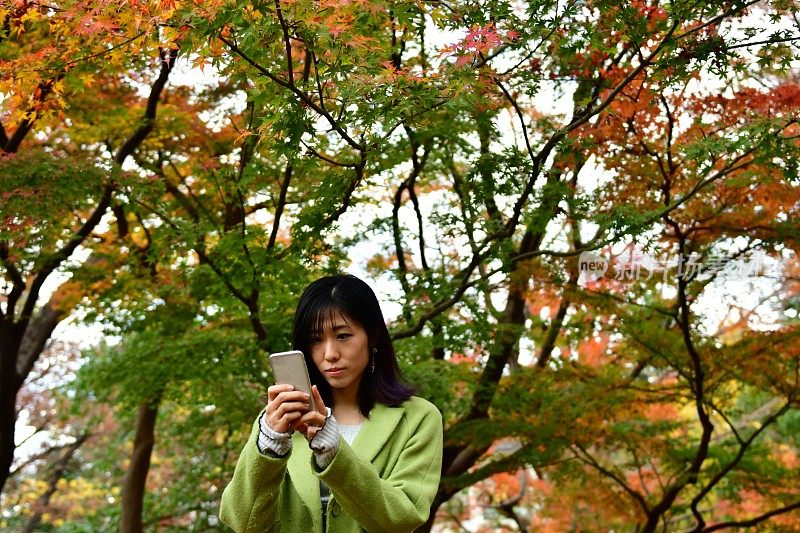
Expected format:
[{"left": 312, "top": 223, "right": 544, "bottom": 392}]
[
  {"left": 309, "top": 306, "right": 351, "bottom": 336},
  {"left": 296, "top": 297, "right": 352, "bottom": 345}
]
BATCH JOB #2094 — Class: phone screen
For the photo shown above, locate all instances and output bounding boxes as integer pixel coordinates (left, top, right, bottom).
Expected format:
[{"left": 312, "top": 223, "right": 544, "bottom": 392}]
[{"left": 268, "top": 350, "right": 316, "bottom": 412}]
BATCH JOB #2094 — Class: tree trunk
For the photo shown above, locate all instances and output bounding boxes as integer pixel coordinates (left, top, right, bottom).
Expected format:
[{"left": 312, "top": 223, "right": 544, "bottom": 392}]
[
  {"left": 0, "top": 319, "right": 24, "bottom": 495},
  {"left": 0, "top": 295, "right": 72, "bottom": 495},
  {"left": 16, "top": 302, "right": 64, "bottom": 379},
  {"left": 121, "top": 395, "right": 161, "bottom": 533}
]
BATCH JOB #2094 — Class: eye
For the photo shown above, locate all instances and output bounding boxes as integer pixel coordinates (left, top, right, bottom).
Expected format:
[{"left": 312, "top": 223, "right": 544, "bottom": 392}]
[
  {"left": 337, "top": 333, "right": 352, "bottom": 340},
  {"left": 309, "top": 336, "right": 321, "bottom": 344}
]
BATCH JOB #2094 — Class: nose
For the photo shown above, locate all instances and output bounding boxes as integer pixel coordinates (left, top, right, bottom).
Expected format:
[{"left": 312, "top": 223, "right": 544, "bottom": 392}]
[{"left": 323, "top": 338, "right": 340, "bottom": 361}]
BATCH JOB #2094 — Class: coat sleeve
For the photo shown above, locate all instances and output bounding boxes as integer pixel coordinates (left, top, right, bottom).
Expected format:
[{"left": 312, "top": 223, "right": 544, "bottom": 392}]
[
  {"left": 219, "top": 411, "right": 290, "bottom": 533},
  {"left": 315, "top": 401, "right": 443, "bottom": 533}
]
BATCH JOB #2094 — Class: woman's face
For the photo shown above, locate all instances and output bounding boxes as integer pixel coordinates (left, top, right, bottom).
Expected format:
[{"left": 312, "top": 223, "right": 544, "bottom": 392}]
[{"left": 309, "top": 312, "right": 370, "bottom": 397}]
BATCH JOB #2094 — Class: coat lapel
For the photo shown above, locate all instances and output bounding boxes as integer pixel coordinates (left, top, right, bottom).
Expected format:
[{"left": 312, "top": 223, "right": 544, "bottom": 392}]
[
  {"left": 285, "top": 403, "right": 404, "bottom": 529},
  {"left": 288, "top": 433, "right": 321, "bottom": 527},
  {"left": 351, "top": 403, "right": 404, "bottom": 463}
]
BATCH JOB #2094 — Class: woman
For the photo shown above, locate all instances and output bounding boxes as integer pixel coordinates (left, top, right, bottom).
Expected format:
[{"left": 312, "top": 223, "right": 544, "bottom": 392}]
[{"left": 219, "top": 274, "right": 443, "bottom": 532}]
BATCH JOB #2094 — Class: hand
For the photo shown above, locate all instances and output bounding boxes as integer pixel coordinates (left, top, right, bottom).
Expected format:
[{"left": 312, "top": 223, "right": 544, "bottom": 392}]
[
  {"left": 265, "top": 384, "right": 311, "bottom": 434},
  {"left": 295, "top": 385, "right": 328, "bottom": 442}
]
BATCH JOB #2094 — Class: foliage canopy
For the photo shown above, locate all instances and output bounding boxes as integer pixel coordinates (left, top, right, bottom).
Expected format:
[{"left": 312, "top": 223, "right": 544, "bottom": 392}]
[{"left": 2, "top": 0, "right": 800, "bottom": 530}]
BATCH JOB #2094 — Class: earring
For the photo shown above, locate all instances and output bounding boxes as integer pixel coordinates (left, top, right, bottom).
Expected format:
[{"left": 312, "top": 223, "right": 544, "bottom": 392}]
[{"left": 371, "top": 347, "right": 377, "bottom": 373}]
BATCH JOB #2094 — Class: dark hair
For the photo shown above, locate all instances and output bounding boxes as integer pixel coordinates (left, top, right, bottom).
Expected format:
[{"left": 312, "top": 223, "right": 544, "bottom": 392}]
[{"left": 293, "top": 274, "right": 414, "bottom": 416}]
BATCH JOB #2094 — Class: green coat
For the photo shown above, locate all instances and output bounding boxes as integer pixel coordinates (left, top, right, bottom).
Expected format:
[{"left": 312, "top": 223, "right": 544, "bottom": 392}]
[{"left": 219, "top": 396, "right": 443, "bottom": 533}]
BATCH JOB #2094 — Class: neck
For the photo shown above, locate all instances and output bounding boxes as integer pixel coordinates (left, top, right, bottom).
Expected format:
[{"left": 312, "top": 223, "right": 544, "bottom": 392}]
[
  {"left": 332, "top": 385, "right": 359, "bottom": 409},
  {"left": 332, "top": 383, "right": 364, "bottom": 423}
]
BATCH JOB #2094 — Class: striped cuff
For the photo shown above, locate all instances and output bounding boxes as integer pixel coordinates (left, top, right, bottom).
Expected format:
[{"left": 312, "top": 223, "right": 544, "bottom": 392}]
[
  {"left": 257, "top": 412, "right": 292, "bottom": 457},
  {"left": 310, "top": 408, "right": 338, "bottom": 469}
]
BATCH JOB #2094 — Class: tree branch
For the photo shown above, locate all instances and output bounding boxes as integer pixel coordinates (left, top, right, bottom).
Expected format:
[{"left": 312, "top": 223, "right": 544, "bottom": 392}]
[
  {"left": 18, "top": 185, "right": 113, "bottom": 326},
  {"left": 301, "top": 141, "right": 357, "bottom": 167},
  {"left": 407, "top": 148, "right": 431, "bottom": 271},
  {"left": 701, "top": 500, "right": 800, "bottom": 532},
  {"left": 218, "top": 34, "right": 363, "bottom": 150},
  {"left": 115, "top": 47, "right": 178, "bottom": 165},
  {"left": 14, "top": 46, "right": 178, "bottom": 330},
  {"left": 3, "top": 77, "right": 64, "bottom": 154},
  {"left": 392, "top": 178, "right": 413, "bottom": 301},
  {"left": 689, "top": 401, "right": 791, "bottom": 530},
  {"left": 320, "top": 152, "right": 367, "bottom": 227},
  {"left": 22, "top": 431, "right": 90, "bottom": 533},
  {"left": 674, "top": 0, "right": 763, "bottom": 41},
  {"left": 15, "top": 301, "right": 63, "bottom": 386},
  {"left": 274, "top": 0, "right": 295, "bottom": 87},
  {"left": 268, "top": 163, "right": 292, "bottom": 250},
  {"left": 572, "top": 444, "right": 651, "bottom": 515}
]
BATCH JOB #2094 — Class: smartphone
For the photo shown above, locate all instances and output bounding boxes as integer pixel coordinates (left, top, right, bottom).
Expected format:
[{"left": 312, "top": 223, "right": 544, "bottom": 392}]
[{"left": 268, "top": 350, "right": 316, "bottom": 412}]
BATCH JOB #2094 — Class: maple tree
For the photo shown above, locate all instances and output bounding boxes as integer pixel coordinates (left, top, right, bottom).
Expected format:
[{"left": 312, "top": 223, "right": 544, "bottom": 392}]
[
  {"left": 0, "top": 0, "right": 185, "bottom": 524},
  {"left": 2, "top": 0, "right": 800, "bottom": 531}
]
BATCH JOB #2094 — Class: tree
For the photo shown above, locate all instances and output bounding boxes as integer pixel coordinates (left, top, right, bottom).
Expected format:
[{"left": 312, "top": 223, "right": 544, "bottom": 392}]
[
  {"left": 0, "top": 0, "right": 180, "bottom": 500},
  {"left": 3, "top": 0, "right": 800, "bottom": 530}
]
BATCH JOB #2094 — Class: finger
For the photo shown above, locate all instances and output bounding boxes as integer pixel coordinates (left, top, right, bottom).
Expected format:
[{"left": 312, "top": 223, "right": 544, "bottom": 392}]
[
  {"left": 266, "top": 398, "right": 311, "bottom": 416},
  {"left": 311, "top": 385, "right": 326, "bottom": 414},
  {"left": 268, "top": 392, "right": 310, "bottom": 414},
  {"left": 275, "top": 401, "right": 312, "bottom": 418},
  {"left": 282, "top": 411, "right": 303, "bottom": 423},
  {"left": 274, "top": 390, "right": 310, "bottom": 404},
  {"left": 306, "top": 426, "right": 319, "bottom": 441},
  {"left": 296, "top": 410, "right": 326, "bottom": 428},
  {"left": 267, "top": 384, "right": 294, "bottom": 401},
  {"left": 269, "top": 410, "right": 302, "bottom": 433}
]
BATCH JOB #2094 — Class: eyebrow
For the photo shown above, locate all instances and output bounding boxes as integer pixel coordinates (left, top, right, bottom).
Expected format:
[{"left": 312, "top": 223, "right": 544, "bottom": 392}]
[{"left": 309, "top": 324, "right": 351, "bottom": 335}]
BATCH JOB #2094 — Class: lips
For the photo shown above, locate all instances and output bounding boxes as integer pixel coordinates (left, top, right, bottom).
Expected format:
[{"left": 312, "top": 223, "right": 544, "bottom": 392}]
[{"left": 325, "top": 368, "right": 345, "bottom": 376}]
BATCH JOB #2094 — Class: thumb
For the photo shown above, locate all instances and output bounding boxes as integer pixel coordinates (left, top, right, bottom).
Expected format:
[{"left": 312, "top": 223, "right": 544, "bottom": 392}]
[{"left": 311, "top": 385, "right": 326, "bottom": 414}]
